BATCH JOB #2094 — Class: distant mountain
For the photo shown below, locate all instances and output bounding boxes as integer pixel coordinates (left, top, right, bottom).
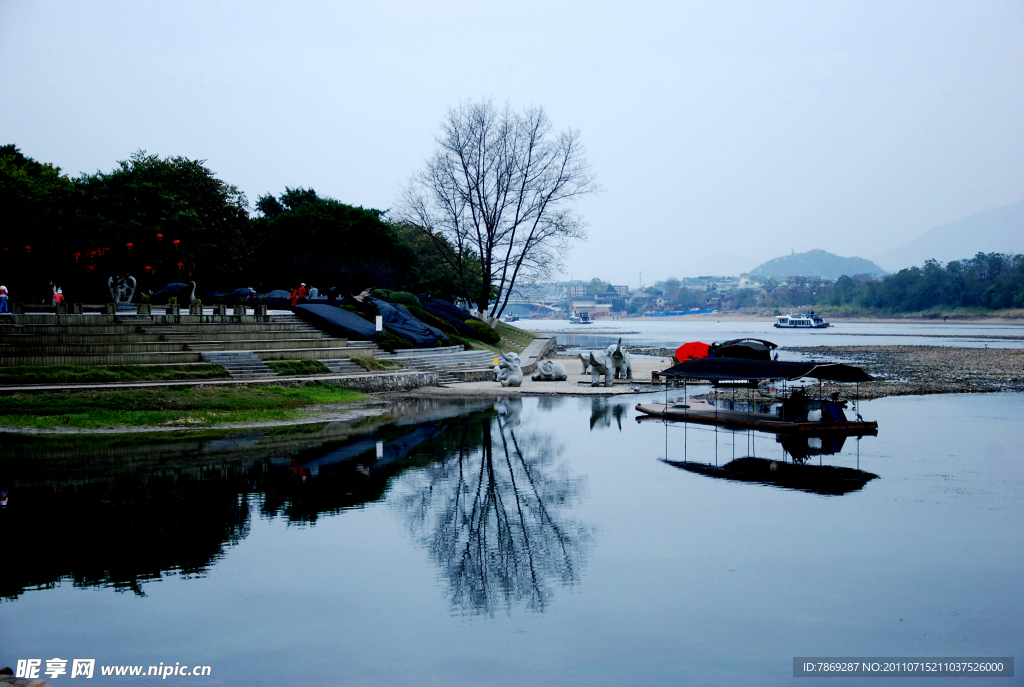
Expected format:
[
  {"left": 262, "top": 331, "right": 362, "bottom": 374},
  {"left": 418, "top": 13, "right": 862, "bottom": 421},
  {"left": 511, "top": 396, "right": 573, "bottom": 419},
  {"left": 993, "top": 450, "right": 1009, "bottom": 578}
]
[
  {"left": 749, "top": 250, "right": 885, "bottom": 281},
  {"left": 874, "top": 200, "right": 1024, "bottom": 271}
]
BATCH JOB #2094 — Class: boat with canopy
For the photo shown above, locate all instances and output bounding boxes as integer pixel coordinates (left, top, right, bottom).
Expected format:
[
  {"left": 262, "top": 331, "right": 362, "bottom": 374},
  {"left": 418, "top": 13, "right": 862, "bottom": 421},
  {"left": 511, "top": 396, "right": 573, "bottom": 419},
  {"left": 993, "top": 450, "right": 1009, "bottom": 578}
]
[{"left": 637, "top": 357, "right": 877, "bottom": 435}]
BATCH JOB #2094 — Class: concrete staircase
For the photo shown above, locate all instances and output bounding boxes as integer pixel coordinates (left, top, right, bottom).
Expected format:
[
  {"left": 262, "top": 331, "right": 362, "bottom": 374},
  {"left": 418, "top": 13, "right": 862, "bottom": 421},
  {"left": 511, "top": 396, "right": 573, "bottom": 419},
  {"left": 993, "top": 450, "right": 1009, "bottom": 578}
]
[
  {"left": 0, "top": 313, "right": 372, "bottom": 367},
  {"left": 0, "top": 313, "right": 502, "bottom": 387},
  {"left": 200, "top": 351, "right": 277, "bottom": 380}
]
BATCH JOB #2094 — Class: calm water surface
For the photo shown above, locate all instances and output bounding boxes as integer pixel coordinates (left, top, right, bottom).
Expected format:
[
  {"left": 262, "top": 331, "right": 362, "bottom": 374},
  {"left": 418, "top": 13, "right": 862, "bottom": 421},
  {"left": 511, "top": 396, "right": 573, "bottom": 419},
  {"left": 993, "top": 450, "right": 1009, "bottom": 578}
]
[
  {"left": 521, "top": 319, "right": 1024, "bottom": 349},
  {"left": 2, "top": 393, "right": 1022, "bottom": 685}
]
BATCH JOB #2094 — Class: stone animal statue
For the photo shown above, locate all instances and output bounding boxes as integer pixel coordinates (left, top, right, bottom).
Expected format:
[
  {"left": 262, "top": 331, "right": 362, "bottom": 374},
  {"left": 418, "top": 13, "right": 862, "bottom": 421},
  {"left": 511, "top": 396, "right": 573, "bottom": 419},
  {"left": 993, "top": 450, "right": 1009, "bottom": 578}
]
[
  {"left": 494, "top": 349, "right": 523, "bottom": 388},
  {"left": 588, "top": 350, "right": 614, "bottom": 387},
  {"left": 532, "top": 358, "right": 568, "bottom": 381},
  {"left": 579, "top": 353, "right": 593, "bottom": 375},
  {"left": 608, "top": 338, "right": 633, "bottom": 380}
]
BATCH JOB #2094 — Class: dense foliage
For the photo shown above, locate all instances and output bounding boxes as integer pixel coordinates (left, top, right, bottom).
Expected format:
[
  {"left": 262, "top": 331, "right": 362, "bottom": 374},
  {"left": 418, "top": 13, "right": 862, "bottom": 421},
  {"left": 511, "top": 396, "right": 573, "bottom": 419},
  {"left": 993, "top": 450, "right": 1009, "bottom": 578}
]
[
  {"left": 753, "top": 254, "right": 1024, "bottom": 312},
  {"left": 0, "top": 147, "right": 469, "bottom": 303}
]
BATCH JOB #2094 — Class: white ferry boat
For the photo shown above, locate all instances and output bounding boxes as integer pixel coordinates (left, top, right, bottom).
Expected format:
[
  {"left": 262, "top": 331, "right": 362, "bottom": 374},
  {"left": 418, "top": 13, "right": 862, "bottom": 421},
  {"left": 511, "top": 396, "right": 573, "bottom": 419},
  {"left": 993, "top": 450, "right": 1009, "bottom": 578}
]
[{"left": 774, "top": 312, "right": 831, "bottom": 329}]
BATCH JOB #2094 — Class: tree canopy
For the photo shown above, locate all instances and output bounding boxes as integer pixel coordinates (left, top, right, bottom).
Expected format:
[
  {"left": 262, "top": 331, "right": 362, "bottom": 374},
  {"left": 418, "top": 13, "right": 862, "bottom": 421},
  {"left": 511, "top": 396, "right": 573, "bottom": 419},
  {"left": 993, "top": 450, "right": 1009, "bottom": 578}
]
[{"left": 401, "top": 99, "right": 596, "bottom": 317}]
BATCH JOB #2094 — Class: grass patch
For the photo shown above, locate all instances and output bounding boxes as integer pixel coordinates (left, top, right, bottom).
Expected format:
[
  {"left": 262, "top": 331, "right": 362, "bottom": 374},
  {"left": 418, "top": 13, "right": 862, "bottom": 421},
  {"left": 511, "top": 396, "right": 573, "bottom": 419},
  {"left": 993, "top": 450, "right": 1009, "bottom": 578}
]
[
  {"left": 349, "top": 356, "right": 404, "bottom": 372},
  {"left": 0, "top": 364, "right": 230, "bottom": 386},
  {"left": 495, "top": 321, "right": 536, "bottom": 348},
  {"left": 0, "top": 384, "right": 365, "bottom": 430},
  {"left": 265, "top": 359, "right": 330, "bottom": 376}
]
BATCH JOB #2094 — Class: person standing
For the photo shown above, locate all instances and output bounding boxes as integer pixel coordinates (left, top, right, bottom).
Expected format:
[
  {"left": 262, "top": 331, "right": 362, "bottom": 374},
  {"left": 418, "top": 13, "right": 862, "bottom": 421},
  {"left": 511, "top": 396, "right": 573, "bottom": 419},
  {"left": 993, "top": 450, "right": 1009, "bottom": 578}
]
[
  {"left": 0, "top": 284, "right": 8, "bottom": 314},
  {"left": 297, "top": 283, "right": 308, "bottom": 304},
  {"left": 289, "top": 287, "right": 299, "bottom": 309},
  {"left": 327, "top": 286, "right": 337, "bottom": 306}
]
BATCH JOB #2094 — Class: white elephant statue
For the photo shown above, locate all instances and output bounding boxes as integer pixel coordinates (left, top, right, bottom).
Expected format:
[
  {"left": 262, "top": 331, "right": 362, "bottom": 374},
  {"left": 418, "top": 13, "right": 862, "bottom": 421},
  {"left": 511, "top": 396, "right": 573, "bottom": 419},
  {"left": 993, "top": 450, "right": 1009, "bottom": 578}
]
[
  {"left": 532, "top": 359, "right": 568, "bottom": 381},
  {"left": 495, "top": 349, "right": 523, "bottom": 387},
  {"left": 608, "top": 338, "right": 633, "bottom": 380},
  {"left": 588, "top": 351, "right": 614, "bottom": 387},
  {"left": 579, "top": 353, "right": 594, "bottom": 375}
]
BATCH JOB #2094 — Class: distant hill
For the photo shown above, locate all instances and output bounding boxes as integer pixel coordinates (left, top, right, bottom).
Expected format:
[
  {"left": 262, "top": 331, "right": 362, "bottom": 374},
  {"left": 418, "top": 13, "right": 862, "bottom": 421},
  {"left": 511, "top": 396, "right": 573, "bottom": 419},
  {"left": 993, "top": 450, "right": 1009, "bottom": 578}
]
[
  {"left": 749, "top": 250, "right": 885, "bottom": 281},
  {"left": 874, "top": 200, "right": 1024, "bottom": 271}
]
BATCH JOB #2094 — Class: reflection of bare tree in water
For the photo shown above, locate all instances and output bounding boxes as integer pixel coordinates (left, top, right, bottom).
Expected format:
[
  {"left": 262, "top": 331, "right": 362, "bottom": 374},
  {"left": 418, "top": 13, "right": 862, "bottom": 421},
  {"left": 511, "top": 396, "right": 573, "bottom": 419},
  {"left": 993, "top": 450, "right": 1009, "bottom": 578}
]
[{"left": 393, "top": 408, "right": 592, "bottom": 616}]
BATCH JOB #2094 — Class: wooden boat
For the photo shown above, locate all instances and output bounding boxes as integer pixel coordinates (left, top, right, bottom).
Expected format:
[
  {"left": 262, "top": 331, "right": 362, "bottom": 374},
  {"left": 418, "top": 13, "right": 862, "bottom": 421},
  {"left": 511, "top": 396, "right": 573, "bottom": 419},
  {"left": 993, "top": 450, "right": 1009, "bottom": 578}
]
[
  {"left": 638, "top": 357, "right": 878, "bottom": 434},
  {"left": 636, "top": 400, "right": 877, "bottom": 435}
]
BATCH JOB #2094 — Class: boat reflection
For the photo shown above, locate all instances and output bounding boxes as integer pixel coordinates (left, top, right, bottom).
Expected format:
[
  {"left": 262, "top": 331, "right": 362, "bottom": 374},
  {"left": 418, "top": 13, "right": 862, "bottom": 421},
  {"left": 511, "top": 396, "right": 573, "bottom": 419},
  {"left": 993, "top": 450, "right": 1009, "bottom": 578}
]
[
  {"left": 654, "top": 418, "right": 878, "bottom": 496},
  {"left": 663, "top": 456, "right": 878, "bottom": 496}
]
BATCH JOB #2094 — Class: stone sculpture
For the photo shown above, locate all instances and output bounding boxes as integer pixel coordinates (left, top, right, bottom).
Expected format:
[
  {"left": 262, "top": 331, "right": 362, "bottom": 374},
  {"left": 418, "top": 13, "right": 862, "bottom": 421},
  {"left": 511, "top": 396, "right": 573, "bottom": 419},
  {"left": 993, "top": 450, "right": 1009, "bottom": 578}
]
[
  {"left": 494, "top": 349, "right": 523, "bottom": 387},
  {"left": 586, "top": 339, "right": 632, "bottom": 386},
  {"left": 588, "top": 351, "right": 614, "bottom": 387},
  {"left": 532, "top": 359, "right": 568, "bottom": 381},
  {"left": 608, "top": 338, "right": 633, "bottom": 380},
  {"left": 108, "top": 275, "right": 137, "bottom": 306},
  {"left": 579, "top": 353, "right": 593, "bottom": 375}
]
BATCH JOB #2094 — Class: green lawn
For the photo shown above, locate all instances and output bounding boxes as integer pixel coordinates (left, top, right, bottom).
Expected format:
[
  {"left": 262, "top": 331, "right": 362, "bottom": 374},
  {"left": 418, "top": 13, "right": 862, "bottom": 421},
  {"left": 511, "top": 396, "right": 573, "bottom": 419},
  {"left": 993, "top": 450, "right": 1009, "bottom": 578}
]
[
  {"left": 0, "top": 384, "right": 365, "bottom": 430},
  {"left": 265, "top": 359, "right": 330, "bottom": 375},
  {"left": 0, "top": 364, "right": 230, "bottom": 386},
  {"left": 349, "top": 356, "right": 404, "bottom": 372}
]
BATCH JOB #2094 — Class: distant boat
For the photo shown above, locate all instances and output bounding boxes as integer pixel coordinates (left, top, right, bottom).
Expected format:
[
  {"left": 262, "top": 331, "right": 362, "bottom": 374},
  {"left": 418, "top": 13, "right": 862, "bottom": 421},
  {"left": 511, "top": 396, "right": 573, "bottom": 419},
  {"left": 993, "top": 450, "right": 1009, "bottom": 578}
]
[
  {"left": 568, "top": 310, "right": 592, "bottom": 325},
  {"left": 775, "top": 312, "right": 830, "bottom": 329},
  {"left": 503, "top": 313, "right": 520, "bottom": 323}
]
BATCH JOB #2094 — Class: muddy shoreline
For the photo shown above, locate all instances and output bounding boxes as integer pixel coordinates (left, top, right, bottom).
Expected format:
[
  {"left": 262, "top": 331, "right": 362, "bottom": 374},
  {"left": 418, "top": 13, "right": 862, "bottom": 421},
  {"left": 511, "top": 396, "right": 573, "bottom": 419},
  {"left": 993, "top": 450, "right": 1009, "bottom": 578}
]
[{"left": 783, "top": 345, "right": 1024, "bottom": 399}]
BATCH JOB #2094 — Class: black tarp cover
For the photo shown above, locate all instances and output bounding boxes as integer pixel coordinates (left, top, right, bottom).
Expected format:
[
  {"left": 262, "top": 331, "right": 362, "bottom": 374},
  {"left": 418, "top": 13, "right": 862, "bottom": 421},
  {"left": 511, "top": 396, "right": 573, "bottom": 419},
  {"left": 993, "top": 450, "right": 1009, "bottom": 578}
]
[
  {"left": 295, "top": 304, "right": 377, "bottom": 340},
  {"left": 368, "top": 297, "right": 442, "bottom": 347},
  {"left": 710, "top": 339, "right": 776, "bottom": 360},
  {"left": 659, "top": 358, "right": 874, "bottom": 382},
  {"left": 395, "top": 304, "right": 448, "bottom": 343},
  {"left": 262, "top": 290, "right": 293, "bottom": 309}
]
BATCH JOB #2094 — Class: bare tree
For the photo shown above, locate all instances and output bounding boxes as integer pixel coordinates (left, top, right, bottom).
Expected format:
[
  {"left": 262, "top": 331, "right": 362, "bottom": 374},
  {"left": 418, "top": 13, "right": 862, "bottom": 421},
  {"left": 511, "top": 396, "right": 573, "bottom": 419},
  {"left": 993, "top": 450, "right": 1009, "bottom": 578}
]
[{"left": 401, "top": 99, "right": 597, "bottom": 318}]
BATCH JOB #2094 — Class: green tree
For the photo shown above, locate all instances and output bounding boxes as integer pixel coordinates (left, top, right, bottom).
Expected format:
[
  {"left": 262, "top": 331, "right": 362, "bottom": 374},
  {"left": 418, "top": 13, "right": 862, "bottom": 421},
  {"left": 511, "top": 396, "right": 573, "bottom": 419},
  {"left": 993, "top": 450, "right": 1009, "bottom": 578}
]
[
  {"left": 73, "top": 151, "right": 250, "bottom": 295},
  {"left": 248, "top": 188, "right": 416, "bottom": 295}
]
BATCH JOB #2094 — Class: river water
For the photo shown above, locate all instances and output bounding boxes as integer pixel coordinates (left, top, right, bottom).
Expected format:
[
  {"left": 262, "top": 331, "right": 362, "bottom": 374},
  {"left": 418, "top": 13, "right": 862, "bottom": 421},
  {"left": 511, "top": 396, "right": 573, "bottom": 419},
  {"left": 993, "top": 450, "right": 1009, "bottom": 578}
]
[
  {"left": 519, "top": 318, "right": 1024, "bottom": 350},
  {"left": 2, "top": 391, "right": 1021, "bottom": 685}
]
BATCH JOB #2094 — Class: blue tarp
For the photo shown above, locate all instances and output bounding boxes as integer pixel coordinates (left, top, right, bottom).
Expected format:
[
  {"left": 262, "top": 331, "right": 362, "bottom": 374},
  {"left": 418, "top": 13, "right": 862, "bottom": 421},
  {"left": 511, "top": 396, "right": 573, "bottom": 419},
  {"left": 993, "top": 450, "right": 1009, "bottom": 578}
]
[{"left": 295, "top": 304, "right": 377, "bottom": 340}]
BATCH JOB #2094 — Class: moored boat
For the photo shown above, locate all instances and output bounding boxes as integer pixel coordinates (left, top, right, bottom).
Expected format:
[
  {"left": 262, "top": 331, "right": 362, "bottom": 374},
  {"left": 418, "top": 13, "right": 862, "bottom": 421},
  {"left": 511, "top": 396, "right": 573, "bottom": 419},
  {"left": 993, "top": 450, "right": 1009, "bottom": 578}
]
[{"left": 775, "top": 312, "right": 830, "bottom": 328}]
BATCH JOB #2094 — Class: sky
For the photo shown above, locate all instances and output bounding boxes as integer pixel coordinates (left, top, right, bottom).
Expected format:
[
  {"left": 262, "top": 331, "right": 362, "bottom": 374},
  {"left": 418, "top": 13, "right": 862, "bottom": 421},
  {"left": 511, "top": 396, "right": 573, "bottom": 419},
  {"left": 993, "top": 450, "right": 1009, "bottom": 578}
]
[{"left": 2, "top": 0, "right": 1022, "bottom": 287}]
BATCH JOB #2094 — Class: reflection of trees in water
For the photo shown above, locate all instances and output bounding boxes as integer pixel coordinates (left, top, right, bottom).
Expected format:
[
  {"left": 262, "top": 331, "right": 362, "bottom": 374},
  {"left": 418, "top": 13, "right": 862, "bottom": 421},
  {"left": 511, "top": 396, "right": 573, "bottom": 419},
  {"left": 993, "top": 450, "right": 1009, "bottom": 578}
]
[{"left": 393, "top": 409, "right": 592, "bottom": 615}]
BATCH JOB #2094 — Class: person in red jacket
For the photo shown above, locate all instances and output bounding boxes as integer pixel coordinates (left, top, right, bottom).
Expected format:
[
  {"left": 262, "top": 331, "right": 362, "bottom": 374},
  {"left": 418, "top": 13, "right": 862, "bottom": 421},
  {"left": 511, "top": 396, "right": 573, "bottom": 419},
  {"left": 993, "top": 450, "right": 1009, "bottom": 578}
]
[
  {"left": 297, "top": 283, "right": 308, "bottom": 304},
  {"left": 289, "top": 288, "right": 298, "bottom": 308}
]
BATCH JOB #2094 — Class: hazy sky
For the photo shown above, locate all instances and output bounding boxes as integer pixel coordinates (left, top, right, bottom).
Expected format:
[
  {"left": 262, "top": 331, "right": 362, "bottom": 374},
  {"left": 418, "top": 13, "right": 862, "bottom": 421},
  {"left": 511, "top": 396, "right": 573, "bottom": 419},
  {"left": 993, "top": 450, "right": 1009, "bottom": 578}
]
[{"left": 3, "top": 0, "right": 1022, "bottom": 286}]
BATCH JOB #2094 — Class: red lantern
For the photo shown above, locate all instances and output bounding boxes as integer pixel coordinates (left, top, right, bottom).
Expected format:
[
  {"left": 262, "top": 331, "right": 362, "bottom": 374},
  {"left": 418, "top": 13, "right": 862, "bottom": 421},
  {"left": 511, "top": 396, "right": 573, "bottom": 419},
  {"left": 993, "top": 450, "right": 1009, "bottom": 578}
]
[
  {"left": 172, "top": 239, "right": 180, "bottom": 247},
  {"left": 177, "top": 261, "right": 184, "bottom": 269},
  {"left": 73, "top": 252, "right": 81, "bottom": 262},
  {"left": 144, "top": 265, "right": 152, "bottom": 272},
  {"left": 156, "top": 233, "right": 163, "bottom": 240},
  {"left": 126, "top": 242, "right": 134, "bottom": 250},
  {"left": 86, "top": 265, "right": 95, "bottom": 271},
  {"left": 89, "top": 250, "right": 97, "bottom": 257},
  {"left": 24, "top": 245, "right": 32, "bottom": 251}
]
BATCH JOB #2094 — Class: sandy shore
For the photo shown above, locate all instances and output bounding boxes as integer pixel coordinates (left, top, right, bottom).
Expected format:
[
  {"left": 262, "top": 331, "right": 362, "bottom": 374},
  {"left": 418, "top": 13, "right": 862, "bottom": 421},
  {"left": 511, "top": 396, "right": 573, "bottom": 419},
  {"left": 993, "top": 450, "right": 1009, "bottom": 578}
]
[
  {"left": 430, "top": 346, "right": 1024, "bottom": 401},
  {"left": 418, "top": 355, "right": 672, "bottom": 397}
]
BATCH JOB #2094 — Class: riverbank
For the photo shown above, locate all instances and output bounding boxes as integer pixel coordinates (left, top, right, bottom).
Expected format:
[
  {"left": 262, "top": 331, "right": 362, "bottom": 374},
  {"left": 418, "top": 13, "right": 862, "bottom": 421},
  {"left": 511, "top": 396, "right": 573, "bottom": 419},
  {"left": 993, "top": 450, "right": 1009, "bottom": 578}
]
[
  {"left": 0, "top": 384, "right": 385, "bottom": 434},
  {"left": 785, "top": 344, "right": 1024, "bottom": 399}
]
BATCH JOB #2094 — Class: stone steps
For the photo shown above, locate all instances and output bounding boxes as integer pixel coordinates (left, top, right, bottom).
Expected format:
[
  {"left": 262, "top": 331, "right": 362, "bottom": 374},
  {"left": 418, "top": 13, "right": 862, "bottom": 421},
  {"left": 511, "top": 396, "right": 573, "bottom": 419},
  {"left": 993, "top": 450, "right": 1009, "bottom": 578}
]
[{"left": 200, "top": 351, "right": 277, "bottom": 379}]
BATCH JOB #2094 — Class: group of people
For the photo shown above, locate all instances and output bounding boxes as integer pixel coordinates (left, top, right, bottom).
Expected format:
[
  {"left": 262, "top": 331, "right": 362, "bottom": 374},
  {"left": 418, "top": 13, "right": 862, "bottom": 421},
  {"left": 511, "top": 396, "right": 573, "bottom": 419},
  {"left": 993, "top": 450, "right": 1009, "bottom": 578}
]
[
  {"left": 288, "top": 283, "right": 338, "bottom": 308},
  {"left": 0, "top": 284, "right": 62, "bottom": 313}
]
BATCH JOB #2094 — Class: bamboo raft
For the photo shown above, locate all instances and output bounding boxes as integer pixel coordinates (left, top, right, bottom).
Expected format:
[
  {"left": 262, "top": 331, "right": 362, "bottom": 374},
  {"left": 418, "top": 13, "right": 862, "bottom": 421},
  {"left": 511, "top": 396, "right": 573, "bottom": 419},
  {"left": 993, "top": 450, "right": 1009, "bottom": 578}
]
[{"left": 635, "top": 400, "right": 878, "bottom": 436}]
